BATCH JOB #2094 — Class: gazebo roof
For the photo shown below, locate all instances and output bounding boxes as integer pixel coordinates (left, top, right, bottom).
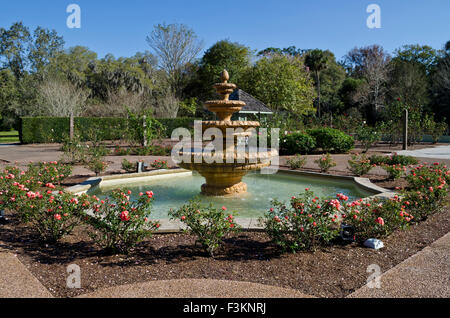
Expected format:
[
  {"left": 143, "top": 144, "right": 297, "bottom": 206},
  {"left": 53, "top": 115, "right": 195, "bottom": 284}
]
[{"left": 229, "top": 89, "right": 273, "bottom": 114}]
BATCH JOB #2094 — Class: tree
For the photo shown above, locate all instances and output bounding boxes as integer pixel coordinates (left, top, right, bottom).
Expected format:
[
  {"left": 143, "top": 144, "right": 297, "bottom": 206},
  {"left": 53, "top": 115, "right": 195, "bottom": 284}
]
[
  {"left": 240, "top": 54, "right": 315, "bottom": 116},
  {"left": 28, "top": 26, "right": 64, "bottom": 73},
  {"left": 304, "top": 49, "right": 330, "bottom": 117},
  {"left": 45, "top": 46, "right": 97, "bottom": 87},
  {"left": 0, "top": 69, "right": 20, "bottom": 129},
  {"left": 0, "top": 22, "right": 31, "bottom": 79},
  {"left": 194, "top": 40, "right": 252, "bottom": 100},
  {"left": 37, "top": 77, "right": 89, "bottom": 117},
  {"left": 86, "top": 53, "right": 155, "bottom": 101},
  {"left": 431, "top": 50, "right": 450, "bottom": 122},
  {"left": 146, "top": 23, "right": 203, "bottom": 97},
  {"left": 344, "top": 45, "right": 391, "bottom": 122},
  {"left": 387, "top": 59, "right": 430, "bottom": 111},
  {"left": 394, "top": 44, "right": 439, "bottom": 75},
  {"left": 257, "top": 46, "right": 306, "bottom": 57},
  {"left": 317, "top": 51, "right": 346, "bottom": 114}
]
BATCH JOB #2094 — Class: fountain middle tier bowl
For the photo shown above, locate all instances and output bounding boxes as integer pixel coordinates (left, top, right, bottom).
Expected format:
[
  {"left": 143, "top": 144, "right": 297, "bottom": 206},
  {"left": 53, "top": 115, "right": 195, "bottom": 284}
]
[
  {"left": 177, "top": 147, "right": 278, "bottom": 163},
  {"left": 204, "top": 100, "right": 246, "bottom": 121},
  {"left": 201, "top": 120, "right": 260, "bottom": 132}
]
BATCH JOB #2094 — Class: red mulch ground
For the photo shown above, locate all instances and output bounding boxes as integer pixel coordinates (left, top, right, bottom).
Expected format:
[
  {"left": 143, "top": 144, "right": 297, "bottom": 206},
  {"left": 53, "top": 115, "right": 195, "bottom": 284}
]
[{"left": 0, "top": 205, "right": 449, "bottom": 298}]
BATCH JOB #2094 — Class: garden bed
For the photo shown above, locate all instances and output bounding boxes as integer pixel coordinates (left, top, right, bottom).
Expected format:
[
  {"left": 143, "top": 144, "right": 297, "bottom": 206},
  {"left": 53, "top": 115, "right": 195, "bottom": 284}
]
[{"left": 1, "top": 205, "right": 449, "bottom": 298}]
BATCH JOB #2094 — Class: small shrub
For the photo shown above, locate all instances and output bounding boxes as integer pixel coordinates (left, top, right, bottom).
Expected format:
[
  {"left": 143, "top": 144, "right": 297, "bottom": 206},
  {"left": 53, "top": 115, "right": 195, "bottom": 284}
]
[
  {"left": 286, "top": 154, "right": 307, "bottom": 169},
  {"left": 315, "top": 153, "right": 336, "bottom": 173},
  {"left": 121, "top": 158, "right": 136, "bottom": 173},
  {"left": 382, "top": 164, "right": 406, "bottom": 180},
  {"left": 307, "top": 128, "right": 354, "bottom": 153},
  {"left": 86, "top": 158, "right": 108, "bottom": 176},
  {"left": 113, "top": 145, "right": 130, "bottom": 156},
  {"left": 84, "top": 189, "right": 160, "bottom": 254},
  {"left": 261, "top": 190, "right": 340, "bottom": 252},
  {"left": 129, "top": 145, "right": 172, "bottom": 156},
  {"left": 388, "top": 153, "right": 418, "bottom": 166},
  {"left": 347, "top": 153, "right": 373, "bottom": 176},
  {"left": 369, "top": 154, "right": 389, "bottom": 165},
  {"left": 61, "top": 134, "right": 89, "bottom": 164},
  {"left": 280, "top": 132, "right": 316, "bottom": 155},
  {"left": 150, "top": 159, "right": 168, "bottom": 170},
  {"left": 425, "top": 118, "right": 448, "bottom": 144},
  {"left": 169, "top": 200, "right": 240, "bottom": 257},
  {"left": 369, "top": 153, "right": 418, "bottom": 166},
  {"left": 148, "top": 145, "right": 172, "bottom": 156},
  {"left": 356, "top": 126, "right": 380, "bottom": 153}
]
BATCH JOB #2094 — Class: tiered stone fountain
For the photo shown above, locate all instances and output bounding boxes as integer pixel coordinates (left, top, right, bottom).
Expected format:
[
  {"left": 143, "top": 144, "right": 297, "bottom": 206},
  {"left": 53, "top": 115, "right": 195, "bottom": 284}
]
[{"left": 178, "top": 70, "right": 277, "bottom": 196}]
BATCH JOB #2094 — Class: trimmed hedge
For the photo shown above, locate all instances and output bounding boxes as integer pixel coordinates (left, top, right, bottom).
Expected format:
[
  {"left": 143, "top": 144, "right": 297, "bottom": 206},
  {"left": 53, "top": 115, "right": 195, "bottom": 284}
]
[
  {"left": 20, "top": 117, "right": 198, "bottom": 144},
  {"left": 280, "top": 132, "right": 316, "bottom": 155},
  {"left": 307, "top": 128, "right": 354, "bottom": 153}
]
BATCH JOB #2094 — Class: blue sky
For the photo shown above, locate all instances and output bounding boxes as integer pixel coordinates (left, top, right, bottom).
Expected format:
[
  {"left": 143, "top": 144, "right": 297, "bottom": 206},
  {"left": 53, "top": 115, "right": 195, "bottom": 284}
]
[{"left": 1, "top": 0, "right": 449, "bottom": 61}]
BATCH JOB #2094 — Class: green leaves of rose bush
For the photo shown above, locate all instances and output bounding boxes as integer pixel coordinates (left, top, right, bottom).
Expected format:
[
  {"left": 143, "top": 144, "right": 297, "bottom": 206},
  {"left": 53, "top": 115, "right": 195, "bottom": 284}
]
[{"left": 169, "top": 199, "right": 240, "bottom": 257}]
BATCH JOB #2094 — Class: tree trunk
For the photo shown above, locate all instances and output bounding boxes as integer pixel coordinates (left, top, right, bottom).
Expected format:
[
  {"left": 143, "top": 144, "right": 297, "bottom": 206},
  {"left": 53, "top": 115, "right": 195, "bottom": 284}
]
[
  {"left": 317, "top": 71, "right": 321, "bottom": 118},
  {"left": 69, "top": 112, "right": 74, "bottom": 140},
  {"left": 143, "top": 115, "right": 148, "bottom": 147}
]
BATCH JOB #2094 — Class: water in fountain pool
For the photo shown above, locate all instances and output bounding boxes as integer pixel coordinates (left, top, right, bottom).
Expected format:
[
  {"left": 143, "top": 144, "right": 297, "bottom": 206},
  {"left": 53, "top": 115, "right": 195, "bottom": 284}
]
[{"left": 89, "top": 172, "right": 374, "bottom": 219}]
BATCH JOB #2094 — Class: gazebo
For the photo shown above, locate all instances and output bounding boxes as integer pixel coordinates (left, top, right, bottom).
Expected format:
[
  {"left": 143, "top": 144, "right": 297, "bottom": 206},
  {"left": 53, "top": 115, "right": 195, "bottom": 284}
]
[{"left": 229, "top": 89, "right": 273, "bottom": 121}]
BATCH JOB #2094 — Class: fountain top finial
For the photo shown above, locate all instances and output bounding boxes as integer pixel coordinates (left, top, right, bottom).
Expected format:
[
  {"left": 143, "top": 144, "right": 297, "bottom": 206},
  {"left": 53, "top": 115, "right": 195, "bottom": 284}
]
[
  {"left": 221, "top": 69, "right": 229, "bottom": 83},
  {"left": 204, "top": 70, "right": 245, "bottom": 121}
]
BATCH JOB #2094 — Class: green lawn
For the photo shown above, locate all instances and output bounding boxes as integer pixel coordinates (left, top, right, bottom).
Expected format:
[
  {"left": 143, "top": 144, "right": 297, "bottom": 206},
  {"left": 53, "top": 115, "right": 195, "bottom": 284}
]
[{"left": 0, "top": 130, "right": 20, "bottom": 143}]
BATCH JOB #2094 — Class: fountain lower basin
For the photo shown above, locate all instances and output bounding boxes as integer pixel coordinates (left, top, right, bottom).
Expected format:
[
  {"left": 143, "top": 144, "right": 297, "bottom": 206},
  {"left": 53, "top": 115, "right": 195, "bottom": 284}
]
[{"left": 80, "top": 169, "right": 390, "bottom": 219}]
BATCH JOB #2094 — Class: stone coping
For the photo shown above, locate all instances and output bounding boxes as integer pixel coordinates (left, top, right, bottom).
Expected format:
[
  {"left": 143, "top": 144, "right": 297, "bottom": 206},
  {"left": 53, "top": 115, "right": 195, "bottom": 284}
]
[{"left": 66, "top": 168, "right": 394, "bottom": 233}]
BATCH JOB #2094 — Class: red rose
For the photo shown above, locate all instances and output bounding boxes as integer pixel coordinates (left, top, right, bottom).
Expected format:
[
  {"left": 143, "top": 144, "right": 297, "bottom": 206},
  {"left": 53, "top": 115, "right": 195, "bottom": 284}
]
[{"left": 120, "top": 210, "right": 130, "bottom": 221}]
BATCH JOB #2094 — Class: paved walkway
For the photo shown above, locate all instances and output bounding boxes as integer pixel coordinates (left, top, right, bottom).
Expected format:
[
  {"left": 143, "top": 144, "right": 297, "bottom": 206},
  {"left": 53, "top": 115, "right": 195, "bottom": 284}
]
[
  {"left": 77, "top": 279, "right": 312, "bottom": 298},
  {"left": 348, "top": 231, "right": 450, "bottom": 298},
  {"left": 0, "top": 252, "right": 53, "bottom": 298},
  {"left": 397, "top": 145, "right": 450, "bottom": 159}
]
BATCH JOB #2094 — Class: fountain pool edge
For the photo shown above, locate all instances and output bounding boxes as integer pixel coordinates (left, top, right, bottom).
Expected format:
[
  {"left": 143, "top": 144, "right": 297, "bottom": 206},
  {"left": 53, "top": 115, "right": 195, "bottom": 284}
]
[{"left": 65, "top": 168, "right": 395, "bottom": 233}]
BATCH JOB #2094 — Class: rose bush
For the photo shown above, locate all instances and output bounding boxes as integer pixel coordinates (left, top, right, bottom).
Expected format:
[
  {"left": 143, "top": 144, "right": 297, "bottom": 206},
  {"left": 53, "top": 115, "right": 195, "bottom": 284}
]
[
  {"left": 404, "top": 162, "right": 449, "bottom": 220},
  {"left": 261, "top": 190, "right": 340, "bottom": 252},
  {"left": 169, "top": 200, "right": 240, "bottom": 257},
  {"left": 382, "top": 164, "right": 406, "bottom": 180},
  {"left": 27, "top": 161, "right": 72, "bottom": 185},
  {"left": 150, "top": 159, "right": 168, "bottom": 169},
  {"left": 3, "top": 179, "right": 92, "bottom": 242},
  {"left": 348, "top": 153, "right": 374, "bottom": 176},
  {"left": 83, "top": 189, "right": 160, "bottom": 254},
  {"left": 315, "top": 153, "right": 336, "bottom": 173},
  {"left": 341, "top": 195, "right": 412, "bottom": 241},
  {"left": 286, "top": 154, "right": 307, "bottom": 169},
  {"left": 121, "top": 158, "right": 136, "bottom": 173}
]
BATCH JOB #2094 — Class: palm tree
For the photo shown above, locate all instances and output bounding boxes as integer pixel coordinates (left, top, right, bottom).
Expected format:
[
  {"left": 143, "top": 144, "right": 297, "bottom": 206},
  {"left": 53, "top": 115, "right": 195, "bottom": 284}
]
[{"left": 305, "top": 49, "right": 329, "bottom": 118}]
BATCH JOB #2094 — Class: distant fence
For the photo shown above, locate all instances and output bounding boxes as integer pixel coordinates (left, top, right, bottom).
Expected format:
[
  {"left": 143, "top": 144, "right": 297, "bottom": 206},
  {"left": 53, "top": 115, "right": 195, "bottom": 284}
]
[
  {"left": 19, "top": 117, "right": 198, "bottom": 144},
  {"left": 380, "top": 135, "right": 450, "bottom": 144}
]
